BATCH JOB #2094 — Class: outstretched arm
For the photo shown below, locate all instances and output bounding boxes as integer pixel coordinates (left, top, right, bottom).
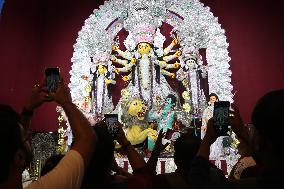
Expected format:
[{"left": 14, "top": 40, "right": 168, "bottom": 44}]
[
  {"left": 115, "top": 64, "right": 133, "bottom": 73},
  {"left": 149, "top": 109, "right": 159, "bottom": 121},
  {"left": 116, "top": 123, "right": 146, "bottom": 172},
  {"left": 161, "top": 69, "right": 176, "bottom": 78},
  {"left": 113, "top": 44, "right": 133, "bottom": 60},
  {"left": 145, "top": 131, "right": 169, "bottom": 174},
  {"left": 201, "top": 107, "right": 210, "bottom": 133},
  {"left": 164, "top": 62, "right": 180, "bottom": 69},
  {"left": 21, "top": 84, "right": 51, "bottom": 131},
  {"left": 163, "top": 38, "right": 178, "bottom": 55},
  {"left": 50, "top": 81, "right": 97, "bottom": 169},
  {"left": 163, "top": 51, "right": 182, "bottom": 62},
  {"left": 228, "top": 104, "right": 250, "bottom": 147},
  {"left": 112, "top": 56, "right": 129, "bottom": 66},
  {"left": 197, "top": 119, "right": 218, "bottom": 160}
]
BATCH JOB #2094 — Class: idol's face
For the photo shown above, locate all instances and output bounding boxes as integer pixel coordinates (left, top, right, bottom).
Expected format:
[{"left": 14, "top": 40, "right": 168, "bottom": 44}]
[
  {"left": 186, "top": 59, "right": 196, "bottom": 66},
  {"left": 98, "top": 65, "right": 106, "bottom": 75},
  {"left": 165, "top": 97, "right": 173, "bottom": 106},
  {"left": 127, "top": 99, "right": 147, "bottom": 120},
  {"left": 182, "top": 91, "right": 190, "bottom": 100},
  {"left": 137, "top": 42, "right": 151, "bottom": 55}
]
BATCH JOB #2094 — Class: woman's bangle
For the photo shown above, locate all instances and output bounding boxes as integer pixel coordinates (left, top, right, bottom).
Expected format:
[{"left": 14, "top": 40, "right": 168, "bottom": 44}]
[{"left": 21, "top": 107, "right": 34, "bottom": 117}]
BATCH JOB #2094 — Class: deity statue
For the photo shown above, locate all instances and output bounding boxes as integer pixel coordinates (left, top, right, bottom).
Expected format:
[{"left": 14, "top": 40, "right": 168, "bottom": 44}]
[
  {"left": 111, "top": 25, "right": 182, "bottom": 107},
  {"left": 90, "top": 63, "right": 116, "bottom": 114},
  {"left": 149, "top": 94, "right": 177, "bottom": 133},
  {"left": 65, "top": 0, "right": 234, "bottom": 166},
  {"left": 120, "top": 98, "right": 157, "bottom": 151}
]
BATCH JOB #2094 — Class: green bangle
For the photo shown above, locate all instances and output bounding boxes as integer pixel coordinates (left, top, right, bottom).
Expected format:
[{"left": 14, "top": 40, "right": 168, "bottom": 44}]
[{"left": 22, "top": 107, "right": 34, "bottom": 117}]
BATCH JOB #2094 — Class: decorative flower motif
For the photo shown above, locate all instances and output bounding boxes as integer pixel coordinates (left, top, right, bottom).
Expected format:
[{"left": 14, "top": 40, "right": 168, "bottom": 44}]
[
  {"left": 122, "top": 76, "right": 130, "bottom": 81},
  {"left": 182, "top": 91, "right": 190, "bottom": 100},
  {"left": 84, "top": 84, "right": 92, "bottom": 93},
  {"left": 84, "top": 96, "right": 91, "bottom": 102},
  {"left": 121, "top": 89, "right": 130, "bottom": 98},
  {"left": 69, "top": 0, "right": 234, "bottom": 135},
  {"left": 58, "top": 115, "right": 64, "bottom": 123},
  {"left": 183, "top": 103, "right": 191, "bottom": 113}
]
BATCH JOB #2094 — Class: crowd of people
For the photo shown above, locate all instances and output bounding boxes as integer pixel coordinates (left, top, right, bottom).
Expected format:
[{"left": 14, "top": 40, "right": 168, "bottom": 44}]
[{"left": 0, "top": 75, "right": 283, "bottom": 189}]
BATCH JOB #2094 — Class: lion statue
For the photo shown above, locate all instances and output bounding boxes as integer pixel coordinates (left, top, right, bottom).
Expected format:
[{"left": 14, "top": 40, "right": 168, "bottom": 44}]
[{"left": 120, "top": 98, "right": 157, "bottom": 150}]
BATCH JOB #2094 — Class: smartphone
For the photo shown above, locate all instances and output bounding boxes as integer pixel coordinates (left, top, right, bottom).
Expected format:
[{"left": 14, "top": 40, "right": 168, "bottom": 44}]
[
  {"left": 104, "top": 114, "right": 119, "bottom": 138},
  {"left": 45, "top": 67, "right": 60, "bottom": 93},
  {"left": 165, "top": 128, "right": 181, "bottom": 142},
  {"left": 213, "top": 101, "right": 230, "bottom": 135}
]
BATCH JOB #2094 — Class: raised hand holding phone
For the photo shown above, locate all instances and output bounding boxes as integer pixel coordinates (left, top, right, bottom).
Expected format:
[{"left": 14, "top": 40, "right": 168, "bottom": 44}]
[
  {"left": 213, "top": 101, "right": 230, "bottom": 136},
  {"left": 104, "top": 114, "right": 119, "bottom": 138},
  {"left": 164, "top": 128, "right": 181, "bottom": 142},
  {"left": 45, "top": 67, "right": 60, "bottom": 93}
]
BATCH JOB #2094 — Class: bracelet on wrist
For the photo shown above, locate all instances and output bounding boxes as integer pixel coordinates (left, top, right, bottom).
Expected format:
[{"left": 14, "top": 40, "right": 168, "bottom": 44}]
[{"left": 21, "top": 107, "right": 34, "bottom": 117}]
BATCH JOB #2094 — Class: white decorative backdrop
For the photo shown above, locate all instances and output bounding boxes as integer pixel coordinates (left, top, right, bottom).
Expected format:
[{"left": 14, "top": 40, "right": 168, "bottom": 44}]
[{"left": 69, "top": 0, "right": 233, "bottom": 119}]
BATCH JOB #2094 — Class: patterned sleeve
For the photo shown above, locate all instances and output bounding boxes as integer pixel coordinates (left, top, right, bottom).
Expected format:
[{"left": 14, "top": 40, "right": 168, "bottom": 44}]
[{"left": 25, "top": 150, "right": 85, "bottom": 189}]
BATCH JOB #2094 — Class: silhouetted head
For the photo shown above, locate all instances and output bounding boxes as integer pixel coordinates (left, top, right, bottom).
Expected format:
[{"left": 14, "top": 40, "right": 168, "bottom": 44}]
[
  {"left": 0, "top": 104, "right": 32, "bottom": 182},
  {"left": 82, "top": 120, "right": 115, "bottom": 188},
  {"left": 251, "top": 90, "right": 284, "bottom": 159},
  {"left": 174, "top": 131, "right": 201, "bottom": 171}
]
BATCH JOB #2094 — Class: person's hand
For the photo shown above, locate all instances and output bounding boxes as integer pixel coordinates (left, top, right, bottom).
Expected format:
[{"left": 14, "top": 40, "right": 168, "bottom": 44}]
[
  {"left": 201, "top": 126, "right": 207, "bottom": 132},
  {"left": 228, "top": 104, "right": 249, "bottom": 144},
  {"left": 171, "top": 38, "right": 178, "bottom": 45},
  {"left": 116, "top": 122, "right": 129, "bottom": 146},
  {"left": 203, "top": 119, "right": 218, "bottom": 144},
  {"left": 228, "top": 104, "right": 244, "bottom": 130},
  {"left": 25, "top": 84, "right": 52, "bottom": 110},
  {"left": 49, "top": 80, "right": 73, "bottom": 106},
  {"left": 174, "top": 50, "right": 182, "bottom": 57},
  {"left": 152, "top": 130, "right": 169, "bottom": 155},
  {"left": 112, "top": 44, "right": 120, "bottom": 51}
]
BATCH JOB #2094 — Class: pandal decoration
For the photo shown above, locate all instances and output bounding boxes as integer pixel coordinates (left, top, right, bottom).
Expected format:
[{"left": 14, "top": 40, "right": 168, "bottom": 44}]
[
  {"left": 58, "top": 0, "right": 236, "bottom": 173},
  {"left": 67, "top": 0, "right": 233, "bottom": 125}
]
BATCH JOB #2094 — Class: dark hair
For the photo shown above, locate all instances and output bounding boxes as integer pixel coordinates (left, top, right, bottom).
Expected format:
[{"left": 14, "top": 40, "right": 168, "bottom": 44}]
[
  {"left": 41, "top": 154, "right": 64, "bottom": 176},
  {"left": 0, "top": 104, "right": 22, "bottom": 182},
  {"left": 174, "top": 131, "right": 201, "bottom": 171},
  {"left": 82, "top": 120, "right": 115, "bottom": 188},
  {"left": 166, "top": 94, "right": 177, "bottom": 106},
  {"left": 251, "top": 89, "right": 284, "bottom": 151},
  {"left": 209, "top": 93, "right": 219, "bottom": 101},
  {"left": 136, "top": 42, "right": 153, "bottom": 50}
]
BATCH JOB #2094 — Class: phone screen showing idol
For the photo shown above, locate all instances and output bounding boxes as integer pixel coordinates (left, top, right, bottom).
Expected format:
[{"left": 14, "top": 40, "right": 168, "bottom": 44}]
[
  {"left": 213, "top": 101, "right": 230, "bottom": 135},
  {"left": 104, "top": 114, "right": 119, "bottom": 138}
]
